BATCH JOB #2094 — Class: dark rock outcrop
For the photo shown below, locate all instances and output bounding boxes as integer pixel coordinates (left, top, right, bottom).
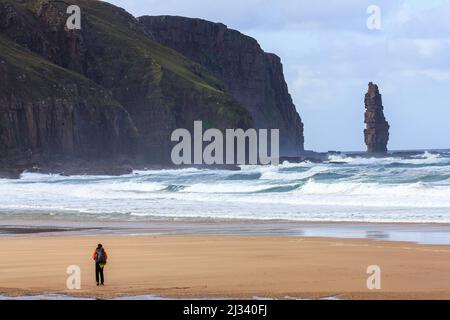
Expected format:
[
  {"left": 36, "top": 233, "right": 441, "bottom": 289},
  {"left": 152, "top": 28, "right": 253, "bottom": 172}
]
[
  {"left": 364, "top": 82, "right": 389, "bottom": 153},
  {"left": 1, "top": 0, "right": 304, "bottom": 175},
  {"left": 139, "top": 16, "right": 304, "bottom": 156},
  {"left": 0, "top": 34, "right": 137, "bottom": 168},
  {"left": 0, "top": 0, "right": 252, "bottom": 170}
]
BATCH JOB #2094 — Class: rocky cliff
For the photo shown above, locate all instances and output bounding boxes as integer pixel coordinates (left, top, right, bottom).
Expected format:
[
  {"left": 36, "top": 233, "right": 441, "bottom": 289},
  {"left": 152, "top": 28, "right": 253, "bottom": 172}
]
[
  {"left": 139, "top": 16, "right": 304, "bottom": 156},
  {"left": 364, "top": 82, "right": 389, "bottom": 153},
  {"left": 0, "top": 0, "right": 304, "bottom": 175},
  {"left": 0, "top": 34, "right": 137, "bottom": 168},
  {"left": 0, "top": 0, "right": 252, "bottom": 170}
]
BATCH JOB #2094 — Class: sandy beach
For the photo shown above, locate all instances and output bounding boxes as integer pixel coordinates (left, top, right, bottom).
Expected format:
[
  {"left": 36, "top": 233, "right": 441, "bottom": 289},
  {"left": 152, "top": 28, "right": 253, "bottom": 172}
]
[{"left": 1, "top": 235, "right": 450, "bottom": 299}]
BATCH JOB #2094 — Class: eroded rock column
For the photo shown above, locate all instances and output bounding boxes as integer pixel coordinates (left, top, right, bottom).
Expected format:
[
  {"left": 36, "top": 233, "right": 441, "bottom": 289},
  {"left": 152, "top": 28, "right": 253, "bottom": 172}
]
[{"left": 364, "top": 82, "right": 390, "bottom": 154}]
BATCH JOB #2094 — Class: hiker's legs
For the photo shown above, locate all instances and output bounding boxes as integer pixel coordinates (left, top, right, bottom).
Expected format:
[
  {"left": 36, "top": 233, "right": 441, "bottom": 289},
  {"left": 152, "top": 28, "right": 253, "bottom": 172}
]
[
  {"left": 99, "top": 266, "right": 104, "bottom": 284},
  {"left": 95, "top": 263, "right": 100, "bottom": 284}
]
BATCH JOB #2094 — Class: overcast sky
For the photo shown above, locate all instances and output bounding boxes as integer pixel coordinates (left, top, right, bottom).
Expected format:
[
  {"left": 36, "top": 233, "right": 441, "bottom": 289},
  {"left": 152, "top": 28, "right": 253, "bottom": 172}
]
[{"left": 107, "top": 0, "right": 450, "bottom": 152}]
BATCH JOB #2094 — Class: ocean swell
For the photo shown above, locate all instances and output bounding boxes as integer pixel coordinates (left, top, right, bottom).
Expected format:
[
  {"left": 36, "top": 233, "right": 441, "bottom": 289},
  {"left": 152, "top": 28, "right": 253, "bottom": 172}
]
[{"left": 1, "top": 151, "right": 450, "bottom": 223}]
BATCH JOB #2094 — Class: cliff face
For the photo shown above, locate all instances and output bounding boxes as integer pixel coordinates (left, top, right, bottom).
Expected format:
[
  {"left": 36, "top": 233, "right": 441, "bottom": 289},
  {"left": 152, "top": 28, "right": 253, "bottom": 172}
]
[
  {"left": 0, "top": 34, "right": 137, "bottom": 166},
  {"left": 1, "top": 0, "right": 303, "bottom": 172},
  {"left": 364, "top": 82, "right": 389, "bottom": 153},
  {"left": 139, "top": 16, "right": 304, "bottom": 156},
  {"left": 0, "top": 0, "right": 252, "bottom": 167}
]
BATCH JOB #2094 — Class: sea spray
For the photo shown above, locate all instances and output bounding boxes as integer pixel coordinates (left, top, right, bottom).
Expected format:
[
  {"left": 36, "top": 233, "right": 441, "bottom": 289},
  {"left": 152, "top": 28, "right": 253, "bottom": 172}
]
[{"left": 1, "top": 151, "right": 450, "bottom": 223}]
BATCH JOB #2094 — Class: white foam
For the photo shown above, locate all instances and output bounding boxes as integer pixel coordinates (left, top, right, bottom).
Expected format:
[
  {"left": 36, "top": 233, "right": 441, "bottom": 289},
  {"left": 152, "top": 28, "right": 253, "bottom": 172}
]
[
  {"left": 2, "top": 152, "right": 450, "bottom": 224},
  {"left": 182, "top": 182, "right": 269, "bottom": 193},
  {"left": 260, "top": 165, "right": 328, "bottom": 181},
  {"left": 327, "top": 155, "right": 399, "bottom": 165},
  {"left": 327, "top": 151, "right": 449, "bottom": 166}
]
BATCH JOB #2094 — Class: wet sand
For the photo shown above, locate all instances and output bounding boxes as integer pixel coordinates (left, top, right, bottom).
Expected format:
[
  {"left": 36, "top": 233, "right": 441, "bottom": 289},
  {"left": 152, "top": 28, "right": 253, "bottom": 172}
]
[
  {"left": 3, "top": 219, "right": 450, "bottom": 244},
  {"left": 1, "top": 235, "right": 450, "bottom": 299}
]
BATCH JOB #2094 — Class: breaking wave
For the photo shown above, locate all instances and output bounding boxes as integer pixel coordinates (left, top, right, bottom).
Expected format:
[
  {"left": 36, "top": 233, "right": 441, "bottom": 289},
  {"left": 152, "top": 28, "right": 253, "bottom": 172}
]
[{"left": 1, "top": 150, "right": 450, "bottom": 223}]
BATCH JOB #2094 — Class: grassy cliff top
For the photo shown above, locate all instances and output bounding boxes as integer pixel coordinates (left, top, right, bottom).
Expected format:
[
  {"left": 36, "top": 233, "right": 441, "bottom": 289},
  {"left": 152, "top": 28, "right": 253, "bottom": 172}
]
[
  {"left": 1, "top": 0, "right": 226, "bottom": 93},
  {"left": 0, "top": 33, "right": 124, "bottom": 112}
]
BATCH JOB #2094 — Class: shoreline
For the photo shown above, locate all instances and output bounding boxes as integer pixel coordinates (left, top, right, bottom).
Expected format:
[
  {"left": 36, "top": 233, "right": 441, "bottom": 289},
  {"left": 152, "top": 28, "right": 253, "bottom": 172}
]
[
  {"left": 2, "top": 218, "right": 450, "bottom": 245},
  {"left": 1, "top": 235, "right": 450, "bottom": 300}
]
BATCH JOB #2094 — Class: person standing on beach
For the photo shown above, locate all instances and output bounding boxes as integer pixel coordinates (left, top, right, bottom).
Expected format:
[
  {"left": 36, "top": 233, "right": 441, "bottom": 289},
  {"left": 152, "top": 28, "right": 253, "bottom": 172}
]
[{"left": 92, "top": 244, "right": 108, "bottom": 286}]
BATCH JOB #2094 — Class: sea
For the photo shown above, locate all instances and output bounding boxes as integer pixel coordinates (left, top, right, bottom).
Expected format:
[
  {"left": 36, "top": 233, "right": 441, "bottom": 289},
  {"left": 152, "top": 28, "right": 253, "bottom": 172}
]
[{"left": 1, "top": 150, "right": 449, "bottom": 224}]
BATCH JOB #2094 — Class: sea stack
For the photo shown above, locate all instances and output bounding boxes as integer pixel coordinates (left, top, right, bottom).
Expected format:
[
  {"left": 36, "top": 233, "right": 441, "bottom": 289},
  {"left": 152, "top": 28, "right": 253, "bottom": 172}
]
[{"left": 364, "top": 82, "right": 390, "bottom": 154}]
